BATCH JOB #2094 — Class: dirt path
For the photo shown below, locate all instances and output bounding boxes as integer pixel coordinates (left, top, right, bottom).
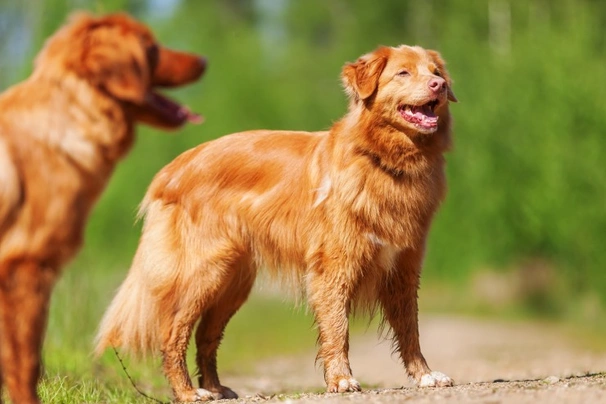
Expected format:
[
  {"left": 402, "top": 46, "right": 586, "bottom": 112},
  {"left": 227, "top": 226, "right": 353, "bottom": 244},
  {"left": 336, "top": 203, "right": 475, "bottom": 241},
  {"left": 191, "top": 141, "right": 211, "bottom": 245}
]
[{"left": 222, "top": 315, "right": 606, "bottom": 403}]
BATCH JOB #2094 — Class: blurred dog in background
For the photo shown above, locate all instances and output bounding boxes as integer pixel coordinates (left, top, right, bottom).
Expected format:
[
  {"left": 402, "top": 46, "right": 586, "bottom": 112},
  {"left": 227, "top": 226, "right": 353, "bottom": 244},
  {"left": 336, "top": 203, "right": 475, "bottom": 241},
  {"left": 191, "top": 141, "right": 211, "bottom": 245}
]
[
  {"left": 96, "top": 44, "right": 457, "bottom": 401},
  {"left": 0, "top": 12, "right": 204, "bottom": 403}
]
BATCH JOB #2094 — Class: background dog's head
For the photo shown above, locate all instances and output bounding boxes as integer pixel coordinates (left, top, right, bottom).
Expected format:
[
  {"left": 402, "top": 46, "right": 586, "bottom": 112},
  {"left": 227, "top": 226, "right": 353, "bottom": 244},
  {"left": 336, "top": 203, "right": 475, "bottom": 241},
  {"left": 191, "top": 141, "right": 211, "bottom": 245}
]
[
  {"left": 34, "top": 12, "right": 205, "bottom": 129},
  {"left": 342, "top": 45, "right": 457, "bottom": 135}
]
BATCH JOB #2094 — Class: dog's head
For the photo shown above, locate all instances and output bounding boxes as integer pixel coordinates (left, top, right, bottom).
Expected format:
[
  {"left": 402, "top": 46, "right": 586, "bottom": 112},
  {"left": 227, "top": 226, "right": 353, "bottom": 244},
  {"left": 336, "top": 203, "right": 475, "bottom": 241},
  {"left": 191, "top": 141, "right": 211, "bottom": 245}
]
[
  {"left": 342, "top": 45, "right": 457, "bottom": 135},
  {"left": 34, "top": 12, "right": 205, "bottom": 129}
]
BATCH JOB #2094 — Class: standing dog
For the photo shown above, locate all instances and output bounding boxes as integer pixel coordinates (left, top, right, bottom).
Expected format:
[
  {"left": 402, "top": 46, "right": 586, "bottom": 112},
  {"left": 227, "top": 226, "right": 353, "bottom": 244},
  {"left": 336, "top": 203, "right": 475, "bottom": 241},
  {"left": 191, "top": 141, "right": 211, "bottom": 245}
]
[
  {"left": 96, "top": 45, "right": 457, "bottom": 401},
  {"left": 0, "top": 12, "right": 204, "bottom": 404}
]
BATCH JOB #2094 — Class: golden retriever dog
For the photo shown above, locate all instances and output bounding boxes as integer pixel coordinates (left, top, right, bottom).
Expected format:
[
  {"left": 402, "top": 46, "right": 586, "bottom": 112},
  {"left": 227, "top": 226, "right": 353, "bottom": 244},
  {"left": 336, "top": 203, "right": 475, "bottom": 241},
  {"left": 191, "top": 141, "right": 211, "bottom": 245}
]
[
  {"left": 0, "top": 12, "right": 204, "bottom": 404},
  {"left": 96, "top": 44, "right": 457, "bottom": 401}
]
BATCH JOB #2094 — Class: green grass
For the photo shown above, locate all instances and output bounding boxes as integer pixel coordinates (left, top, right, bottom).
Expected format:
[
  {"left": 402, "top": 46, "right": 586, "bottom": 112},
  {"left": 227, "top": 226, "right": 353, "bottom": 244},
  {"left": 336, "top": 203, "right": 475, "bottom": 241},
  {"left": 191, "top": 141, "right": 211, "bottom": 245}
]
[{"left": 38, "top": 375, "right": 149, "bottom": 404}]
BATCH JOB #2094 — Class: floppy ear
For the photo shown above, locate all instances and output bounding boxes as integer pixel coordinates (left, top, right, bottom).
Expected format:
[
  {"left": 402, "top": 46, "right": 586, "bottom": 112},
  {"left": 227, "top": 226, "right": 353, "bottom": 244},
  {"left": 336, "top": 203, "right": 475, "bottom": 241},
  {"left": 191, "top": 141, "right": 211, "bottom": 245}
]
[
  {"left": 71, "top": 19, "right": 150, "bottom": 104},
  {"left": 427, "top": 50, "right": 458, "bottom": 103},
  {"left": 341, "top": 50, "right": 388, "bottom": 101},
  {"left": 446, "top": 82, "right": 458, "bottom": 103}
]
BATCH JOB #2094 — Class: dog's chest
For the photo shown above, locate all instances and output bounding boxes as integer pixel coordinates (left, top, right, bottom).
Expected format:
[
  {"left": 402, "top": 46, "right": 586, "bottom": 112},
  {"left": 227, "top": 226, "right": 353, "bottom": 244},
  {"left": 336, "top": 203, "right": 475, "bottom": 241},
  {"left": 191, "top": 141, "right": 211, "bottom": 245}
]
[{"left": 330, "top": 168, "right": 445, "bottom": 247}]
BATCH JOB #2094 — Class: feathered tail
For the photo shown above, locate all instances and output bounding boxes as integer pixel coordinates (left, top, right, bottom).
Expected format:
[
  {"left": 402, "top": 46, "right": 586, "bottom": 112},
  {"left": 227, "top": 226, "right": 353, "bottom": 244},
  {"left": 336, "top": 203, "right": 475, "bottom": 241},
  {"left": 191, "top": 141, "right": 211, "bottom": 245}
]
[
  {"left": 95, "top": 197, "right": 181, "bottom": 357},
  {"left": 94, "top": 251, "right": 163, "bottom": 357}
]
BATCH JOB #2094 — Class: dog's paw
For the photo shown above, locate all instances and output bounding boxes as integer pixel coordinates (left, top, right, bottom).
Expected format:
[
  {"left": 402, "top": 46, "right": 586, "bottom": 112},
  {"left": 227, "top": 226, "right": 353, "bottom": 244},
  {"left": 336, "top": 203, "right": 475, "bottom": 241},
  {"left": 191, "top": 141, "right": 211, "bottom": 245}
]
[
  {"left": 196, "top": 385, "right": 238, "bottom": 400},
  {"left": 216, "top": 386, "right": 238, "bottom": 399},
  {"left": 194, "top": 388, "right": 216, "bottom": 400},
  {"left": 327, "top": 377, "right": 361, "bottom": 393},
  {"left": 176, "top": 388, "right": 216, "bottom": 402},
  {"left": 418, "top": 371, "right": 454, "bottom": 387}
]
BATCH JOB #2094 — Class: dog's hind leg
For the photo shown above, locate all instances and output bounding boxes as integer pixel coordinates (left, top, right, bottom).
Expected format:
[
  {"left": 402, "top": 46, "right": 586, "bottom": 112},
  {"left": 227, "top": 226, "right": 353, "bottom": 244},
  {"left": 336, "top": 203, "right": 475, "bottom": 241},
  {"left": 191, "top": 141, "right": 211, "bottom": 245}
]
[
  {"left": 0, "top": 259, "right": 56, "bottom": 404},
  {"left": 194, "top": 260, "right": 255, "bottom": 400},
  {"left": 159, "top": 247, "right": 246, "bottom": 402}
]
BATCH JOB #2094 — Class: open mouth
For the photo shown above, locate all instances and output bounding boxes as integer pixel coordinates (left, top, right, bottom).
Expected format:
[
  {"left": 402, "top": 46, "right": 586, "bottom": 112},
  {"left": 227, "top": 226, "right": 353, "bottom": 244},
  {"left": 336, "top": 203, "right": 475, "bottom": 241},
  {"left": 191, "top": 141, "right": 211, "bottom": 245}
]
[
  {"left": 398, "top": 99, "right": 439, "bottom": 130},
  {"left": 145, "top": 91, "right": 203, "bottom": 127}
]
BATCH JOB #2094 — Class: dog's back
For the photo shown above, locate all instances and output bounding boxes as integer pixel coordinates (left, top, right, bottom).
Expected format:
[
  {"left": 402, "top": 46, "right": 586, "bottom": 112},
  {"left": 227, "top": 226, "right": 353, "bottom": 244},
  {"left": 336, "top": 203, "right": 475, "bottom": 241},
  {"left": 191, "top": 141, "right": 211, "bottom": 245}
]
[{"left": 95, "top": 130, "right": 324, "bottom": 353}]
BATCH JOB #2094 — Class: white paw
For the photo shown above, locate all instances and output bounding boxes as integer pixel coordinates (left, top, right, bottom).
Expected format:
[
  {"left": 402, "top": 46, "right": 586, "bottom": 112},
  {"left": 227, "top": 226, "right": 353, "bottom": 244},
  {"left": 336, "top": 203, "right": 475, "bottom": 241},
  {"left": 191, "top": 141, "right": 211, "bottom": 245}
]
[
  {"left": 419, "top": 371, "right": 454, "bottom": 387},
  {"left": 194, "top": 388, "right": 215, "bottom": 400},
  {"left": 329, "top": 377, "right": 361, "bottom": 393}
]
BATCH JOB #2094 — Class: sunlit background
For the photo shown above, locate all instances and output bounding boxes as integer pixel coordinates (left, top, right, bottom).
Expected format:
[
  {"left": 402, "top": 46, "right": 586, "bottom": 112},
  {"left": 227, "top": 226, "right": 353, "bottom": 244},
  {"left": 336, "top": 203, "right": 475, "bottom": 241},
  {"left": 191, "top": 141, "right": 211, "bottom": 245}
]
[{"left": 1, "top": 0, "right": 604, "bottom": 401}]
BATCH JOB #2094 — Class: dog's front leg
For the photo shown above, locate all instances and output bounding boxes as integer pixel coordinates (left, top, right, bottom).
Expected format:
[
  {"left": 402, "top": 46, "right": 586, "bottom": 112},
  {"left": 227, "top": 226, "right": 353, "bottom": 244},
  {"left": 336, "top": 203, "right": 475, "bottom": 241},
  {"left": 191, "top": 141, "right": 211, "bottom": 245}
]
[
  {"left": 379, "top": 248, "right": 454, "bottom": 388},
  {"left": 0, "top": 260, "right": 56, "bottom": 404},
  {"left": 307, "top": 265, "right": 361, "bottom": 393}
]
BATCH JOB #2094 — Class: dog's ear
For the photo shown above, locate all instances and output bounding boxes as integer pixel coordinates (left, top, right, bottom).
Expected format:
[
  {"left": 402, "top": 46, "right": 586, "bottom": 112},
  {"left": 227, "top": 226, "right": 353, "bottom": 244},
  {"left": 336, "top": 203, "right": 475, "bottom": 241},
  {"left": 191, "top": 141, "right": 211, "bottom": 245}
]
[
  {"left": 342, "top": 49, "right": 388, "bottom": 101},
  {"left": 68, "top": 14, "right": 151, "bottom": 104},
  {"left": 427, "top": 49, "right": 457, "bottom": 103}
]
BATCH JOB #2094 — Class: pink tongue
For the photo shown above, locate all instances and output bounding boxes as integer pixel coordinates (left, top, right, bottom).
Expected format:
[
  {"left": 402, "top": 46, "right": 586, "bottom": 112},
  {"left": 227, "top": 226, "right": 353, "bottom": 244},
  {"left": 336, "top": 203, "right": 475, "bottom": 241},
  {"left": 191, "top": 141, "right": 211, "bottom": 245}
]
[
  {"left": 403, "top": 105, "right": 438, "bottom": 127},
  {"left": 185, "top": 109, "right": 204, "bottom": 124},
  {"left": 149, "top": 92, "right": 204, "bottom": 125},
  {"left": 174, "top": 104, "right": 203, "bottom": 124}
]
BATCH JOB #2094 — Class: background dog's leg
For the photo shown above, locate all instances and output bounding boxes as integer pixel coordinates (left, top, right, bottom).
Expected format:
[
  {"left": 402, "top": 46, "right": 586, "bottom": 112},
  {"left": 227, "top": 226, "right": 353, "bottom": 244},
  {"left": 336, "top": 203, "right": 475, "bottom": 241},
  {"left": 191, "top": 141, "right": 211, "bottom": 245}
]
[
  {"left": 194, "top": 268, "right": 254, "bottom": 400},
  {"left": 379, "top": 248, "right": 454, "bottom": 387},
  {"left": 308, "top": 263, "right": 361, "bottom": 393},
  {"left": 0, "top": 260, "right": 56, "bottom": 404}
]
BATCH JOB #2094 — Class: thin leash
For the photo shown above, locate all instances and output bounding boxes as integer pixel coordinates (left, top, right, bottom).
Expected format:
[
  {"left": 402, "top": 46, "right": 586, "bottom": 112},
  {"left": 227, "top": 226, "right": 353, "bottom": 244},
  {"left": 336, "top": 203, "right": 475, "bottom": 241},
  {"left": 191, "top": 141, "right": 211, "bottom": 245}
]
[{"left": 112, "top": 347, "right": 167, "bottom": 404}]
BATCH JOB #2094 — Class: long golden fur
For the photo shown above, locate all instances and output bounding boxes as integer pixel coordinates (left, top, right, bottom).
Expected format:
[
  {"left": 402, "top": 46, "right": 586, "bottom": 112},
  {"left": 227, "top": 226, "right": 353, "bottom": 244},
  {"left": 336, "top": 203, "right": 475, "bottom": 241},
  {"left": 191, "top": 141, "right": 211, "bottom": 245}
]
[
  {"left": 0, "top": 12, "right": 204, "bottom": 403},
  {"left": 96, "top": 44, "right": 457, "bottom": 401}
]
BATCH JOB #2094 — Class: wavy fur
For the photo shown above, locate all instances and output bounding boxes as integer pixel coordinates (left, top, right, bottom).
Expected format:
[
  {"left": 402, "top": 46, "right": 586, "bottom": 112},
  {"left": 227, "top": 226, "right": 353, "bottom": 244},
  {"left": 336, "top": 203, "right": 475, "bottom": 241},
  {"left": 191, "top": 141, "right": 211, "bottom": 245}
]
[{"left": 96, "top": 45, "right": 458, "bottom": 402}]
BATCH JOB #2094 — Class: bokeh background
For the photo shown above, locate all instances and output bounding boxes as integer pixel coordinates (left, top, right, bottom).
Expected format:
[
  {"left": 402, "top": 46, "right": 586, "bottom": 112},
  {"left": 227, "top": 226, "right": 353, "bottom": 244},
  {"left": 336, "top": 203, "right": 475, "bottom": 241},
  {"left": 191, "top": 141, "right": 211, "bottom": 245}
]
[{"left": 1, "top": 0, "right": 605, "bottom": 401}]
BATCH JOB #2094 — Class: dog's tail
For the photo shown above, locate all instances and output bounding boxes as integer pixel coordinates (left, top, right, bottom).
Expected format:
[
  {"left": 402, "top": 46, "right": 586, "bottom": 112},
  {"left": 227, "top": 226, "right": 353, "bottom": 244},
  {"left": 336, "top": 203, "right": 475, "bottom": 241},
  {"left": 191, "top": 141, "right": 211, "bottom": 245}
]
[
  {"left": 94, "top": 259, "right": 159, "bottom": 357},
  {"left": 94, "top": 198, "right": 183, "bottom": 357}
]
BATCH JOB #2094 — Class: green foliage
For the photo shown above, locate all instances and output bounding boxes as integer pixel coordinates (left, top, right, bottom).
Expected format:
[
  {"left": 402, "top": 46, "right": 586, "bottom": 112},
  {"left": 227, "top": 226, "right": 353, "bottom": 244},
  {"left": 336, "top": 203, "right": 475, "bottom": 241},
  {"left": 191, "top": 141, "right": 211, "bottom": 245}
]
[
  {"left": 426, "top": 1, "right": 606, "bottom": 307},
  {"left": 1, "top": 0, "right": 606, "bottom": 401}
]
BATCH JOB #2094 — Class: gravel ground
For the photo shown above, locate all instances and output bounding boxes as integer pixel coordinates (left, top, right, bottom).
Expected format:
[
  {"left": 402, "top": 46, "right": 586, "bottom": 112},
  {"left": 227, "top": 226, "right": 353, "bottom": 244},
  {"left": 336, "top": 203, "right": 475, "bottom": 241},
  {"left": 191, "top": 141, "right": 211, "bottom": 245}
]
[{"left": 220, "top": 316, "right": 606, "bottom": 403}]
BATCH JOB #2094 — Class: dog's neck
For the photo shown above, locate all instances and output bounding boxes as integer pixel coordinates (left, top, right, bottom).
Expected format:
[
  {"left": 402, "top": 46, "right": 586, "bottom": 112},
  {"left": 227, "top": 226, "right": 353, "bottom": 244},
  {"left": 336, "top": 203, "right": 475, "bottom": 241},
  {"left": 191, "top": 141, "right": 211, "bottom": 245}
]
[
  {"left": 336, "top": 102, "right": 451, "bottom": 178},
  {"left": 1, "top": 72, "right": 135, "bottom": 176}
]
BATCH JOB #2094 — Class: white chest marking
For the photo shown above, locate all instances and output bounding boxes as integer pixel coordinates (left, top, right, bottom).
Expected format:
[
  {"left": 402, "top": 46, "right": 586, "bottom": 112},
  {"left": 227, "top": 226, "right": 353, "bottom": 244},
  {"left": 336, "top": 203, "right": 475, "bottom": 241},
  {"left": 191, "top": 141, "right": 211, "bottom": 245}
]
[
  {"left": 313, "top": 175, "right": 331, "bottom": 207},
  {"left": 367, "top": 233, "right": 399, "bottom": 271}
]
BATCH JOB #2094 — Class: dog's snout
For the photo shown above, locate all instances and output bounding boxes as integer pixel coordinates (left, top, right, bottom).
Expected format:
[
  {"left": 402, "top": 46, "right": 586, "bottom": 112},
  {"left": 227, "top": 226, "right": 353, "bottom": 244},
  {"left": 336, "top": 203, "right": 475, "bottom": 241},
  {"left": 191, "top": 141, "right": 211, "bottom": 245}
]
[
  {"left": 153, "top": 48, "right": 207, "bottom": 87},
  {"left": 428, "top": 77, "right": 446, "bottom": 93}
]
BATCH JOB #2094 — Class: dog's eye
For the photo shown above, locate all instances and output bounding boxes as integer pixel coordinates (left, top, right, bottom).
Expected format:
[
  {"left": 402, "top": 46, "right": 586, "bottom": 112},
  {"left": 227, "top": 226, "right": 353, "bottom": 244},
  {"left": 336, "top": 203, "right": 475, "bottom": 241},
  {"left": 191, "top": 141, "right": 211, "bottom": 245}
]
[
  {"left": 397, "top": 70, "right": 409, "bottom": 77},
  {"left": 434, "top": 70, "right": 442, "bottom": 77}
]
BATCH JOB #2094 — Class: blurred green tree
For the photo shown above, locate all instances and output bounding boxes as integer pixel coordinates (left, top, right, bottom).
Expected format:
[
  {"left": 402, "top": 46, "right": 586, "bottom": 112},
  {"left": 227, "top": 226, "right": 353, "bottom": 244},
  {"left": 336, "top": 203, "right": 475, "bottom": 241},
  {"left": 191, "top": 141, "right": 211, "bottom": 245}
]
[{"left": 1, "top": 0, "right": 605, "bottom": 321}]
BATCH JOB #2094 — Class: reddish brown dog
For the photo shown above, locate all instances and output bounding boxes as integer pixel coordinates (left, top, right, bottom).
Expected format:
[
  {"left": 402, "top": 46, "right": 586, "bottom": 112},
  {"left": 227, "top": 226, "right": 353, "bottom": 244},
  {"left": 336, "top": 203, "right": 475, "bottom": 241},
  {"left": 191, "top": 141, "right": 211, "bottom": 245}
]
[
  {"left": 96, "top": 44, "right": 457, "bottom": 401},
  {"left": 0, "top": 12, "right": 204, "bottom": 404}
]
